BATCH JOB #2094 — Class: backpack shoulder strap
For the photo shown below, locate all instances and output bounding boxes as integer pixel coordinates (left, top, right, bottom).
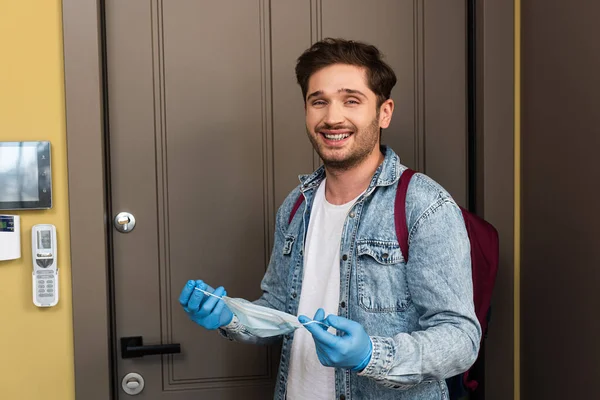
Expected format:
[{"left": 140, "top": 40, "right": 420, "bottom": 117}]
[
  {"left": 395, "top": 169, "right": 416, "bottom": 261},
  {"left": 288, "top": 194, "right": 305, "bottom": 224}
]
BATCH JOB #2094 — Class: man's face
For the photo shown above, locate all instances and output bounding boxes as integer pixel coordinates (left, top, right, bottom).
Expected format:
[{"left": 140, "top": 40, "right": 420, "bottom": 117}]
[{"left": 304, "top": 64, "right": 393, "bottom": 171}]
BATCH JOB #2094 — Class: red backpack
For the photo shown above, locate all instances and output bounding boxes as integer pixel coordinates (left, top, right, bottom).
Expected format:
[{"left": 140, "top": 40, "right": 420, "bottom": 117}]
[
  {"left": 396, "top": 169, "right": 499, "bottom": 393},
  {"left": 288, "top": 168, "right": 499, "bottom": 393}
]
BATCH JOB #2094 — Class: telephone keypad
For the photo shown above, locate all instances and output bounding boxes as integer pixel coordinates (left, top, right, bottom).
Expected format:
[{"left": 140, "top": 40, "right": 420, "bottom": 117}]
[{"left": 35, "top": 270, "right": 56, "bottom": 301}]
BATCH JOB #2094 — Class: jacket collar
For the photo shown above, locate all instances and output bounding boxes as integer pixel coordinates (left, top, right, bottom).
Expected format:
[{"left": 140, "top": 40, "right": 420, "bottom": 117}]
[{"left": 298, "top": 145, "right": 402, "bottom": 193}]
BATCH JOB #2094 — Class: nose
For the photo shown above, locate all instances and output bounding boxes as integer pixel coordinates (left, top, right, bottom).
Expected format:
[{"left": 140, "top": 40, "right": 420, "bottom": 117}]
[{"left": 323, "top": 102, "right": 344, "bottom": 126}]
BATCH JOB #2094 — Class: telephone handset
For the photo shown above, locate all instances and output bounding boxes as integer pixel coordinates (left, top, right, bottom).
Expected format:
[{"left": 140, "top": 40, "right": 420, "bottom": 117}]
[{"left": 32, "top": 224, "right": 59, "bottom": 307}]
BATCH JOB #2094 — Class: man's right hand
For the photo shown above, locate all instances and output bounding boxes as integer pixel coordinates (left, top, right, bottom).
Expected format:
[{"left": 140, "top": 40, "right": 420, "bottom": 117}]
[{"left": 179, "top": 280, "right": 233, "bottom": 330}]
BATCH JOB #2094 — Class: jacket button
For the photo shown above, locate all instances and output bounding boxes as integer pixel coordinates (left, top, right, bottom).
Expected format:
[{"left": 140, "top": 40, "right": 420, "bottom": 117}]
[
  {"left": 340, "top": 301, "right": 346, "bottom": 308},
  {"left": 340, "top": 395, "right": 346, "bottom": 400},
  {"left": 349, "top": 211, "right": 356, "bottom": 218},
  {"left": 342, "top": 254, "right": 348, "bottom": 261},
  {"left": 382, "top": 253, "right": 389, "bottom": 260},
  {"left": 292, "top": 292, "right": 297, "bottom": 298}
]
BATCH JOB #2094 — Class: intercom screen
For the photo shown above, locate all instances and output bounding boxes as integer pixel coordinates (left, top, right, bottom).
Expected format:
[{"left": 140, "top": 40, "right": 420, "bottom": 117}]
[
  {"left": 0, "top": 141, "right": 51, "bottom": 210},
  {"left": 0, "top": 145, "right": 39, "bottom": 202}
]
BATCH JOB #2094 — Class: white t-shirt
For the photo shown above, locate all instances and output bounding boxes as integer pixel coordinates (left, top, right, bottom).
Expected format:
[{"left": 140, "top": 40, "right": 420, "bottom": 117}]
[{"left": 286, "top": 179, "right": 360, "bottom": 400}]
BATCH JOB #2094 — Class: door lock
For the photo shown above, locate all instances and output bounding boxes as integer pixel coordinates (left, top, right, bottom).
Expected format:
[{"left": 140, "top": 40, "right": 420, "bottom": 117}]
[
  {"left": 114, "top": 212, "right": 136, "bottom": 233},
  {"left": 122, "top": 372, "right": 145, "bottom": 395}
]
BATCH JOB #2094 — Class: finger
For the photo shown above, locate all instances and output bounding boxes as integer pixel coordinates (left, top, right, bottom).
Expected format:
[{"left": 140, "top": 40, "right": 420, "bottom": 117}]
[
  {"left": 298, "top": 315, "right": 311, "bottom": 324},
  {"left": 303, "top": 320, "right": 339, "bottom": 347},
  {"left": 313, "top": 308, "right": 326, "bottom": 321},
  {"left": 198, "top": 286, "right": 226, "bottom": 317},
  {"left": 179, "top": 280, "right": 196, "bottom": 307},
  {"left": 195, "top": 280, "right": 216, "bottom": 293},
  {"left": 307, "top": 308, "right": 328, "bottom": 331},
  {"left": 212, "top": 296, "right": 227, "bottom": 319},
  {"left": 187, "top": 284, "right": 208, "bottom": 312},
  {"left": 324, "top": 315, "right": 361, "bottom": 335}
]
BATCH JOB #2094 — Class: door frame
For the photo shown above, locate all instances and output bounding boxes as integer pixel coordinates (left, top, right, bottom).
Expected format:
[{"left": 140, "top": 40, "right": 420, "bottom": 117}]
[{"left": 62, "top": 1, "right": 517, "bottom": 399}]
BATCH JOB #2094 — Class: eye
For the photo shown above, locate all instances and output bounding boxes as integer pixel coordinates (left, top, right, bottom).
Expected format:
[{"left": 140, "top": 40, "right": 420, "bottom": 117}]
[
  {"left": 345, "top": 98, "right": 360, "bottom": 105},
  {"left": 312, "top": 100, "right": 327, "bottom": 106}
]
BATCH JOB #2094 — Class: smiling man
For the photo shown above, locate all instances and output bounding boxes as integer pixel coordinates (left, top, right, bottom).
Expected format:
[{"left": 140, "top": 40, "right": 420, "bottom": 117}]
[{"left": 179, "top": 38, "right": 481, "bottom": 400}]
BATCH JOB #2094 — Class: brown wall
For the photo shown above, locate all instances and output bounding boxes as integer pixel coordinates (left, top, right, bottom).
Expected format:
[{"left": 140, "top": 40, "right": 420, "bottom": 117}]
[{"left": 522, "top": 1, "right": 600, "bottom": 398}]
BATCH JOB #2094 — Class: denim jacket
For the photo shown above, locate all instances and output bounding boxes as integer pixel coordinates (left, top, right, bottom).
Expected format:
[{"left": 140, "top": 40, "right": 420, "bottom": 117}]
[{"left": 220, "top": 146, "right": 481, "bottom": 400}]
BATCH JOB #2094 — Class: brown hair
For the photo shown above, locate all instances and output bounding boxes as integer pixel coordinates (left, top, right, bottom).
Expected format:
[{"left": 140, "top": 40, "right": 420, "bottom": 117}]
[{"left": 295, "top": 38, "right": 397, "bottom": 108}]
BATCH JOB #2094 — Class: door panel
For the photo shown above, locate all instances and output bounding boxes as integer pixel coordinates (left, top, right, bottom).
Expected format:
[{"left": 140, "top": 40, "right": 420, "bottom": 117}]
[
  {"left": 271, "top": 1, "right": 317, "bottom": 207},
  {"left": 107, "top": 0, "right": 278, "bottom": 398},
  {"left": 319, "top": 0, "right": 467, "bottom": 205},
  {"left": 162, "top": 0, "right": 275, "bottom": 386},
  {"left": 106, "top": 1, "right": 468, "bottom": 398},
  {"left": 422, "top": 0, "right": 467, "bottom": 205},
  {"left": 320, "top": 0, "right": 419, "bottom": 173}
]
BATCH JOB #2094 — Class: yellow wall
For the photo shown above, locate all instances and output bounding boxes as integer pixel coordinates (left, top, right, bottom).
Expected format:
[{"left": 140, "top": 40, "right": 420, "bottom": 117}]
[{"left": 0, "top": 1, "right": 75, "bottom": 399}]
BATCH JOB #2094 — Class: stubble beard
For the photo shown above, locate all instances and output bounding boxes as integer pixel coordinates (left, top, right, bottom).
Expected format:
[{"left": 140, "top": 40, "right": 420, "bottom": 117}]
[{"left": 307, "top": 115, "right": 381, "bottom": 172}]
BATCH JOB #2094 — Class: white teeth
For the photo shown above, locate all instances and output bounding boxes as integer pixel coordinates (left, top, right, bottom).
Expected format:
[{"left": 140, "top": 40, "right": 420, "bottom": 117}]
[{"left": 324, "top": 133, "right": 350, "bottom": 140}]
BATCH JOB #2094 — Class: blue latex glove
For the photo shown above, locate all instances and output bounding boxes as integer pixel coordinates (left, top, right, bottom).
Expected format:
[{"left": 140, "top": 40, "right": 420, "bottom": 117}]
[
  {"left": 179, "top": 280, "right": 233, "bottom": 330},
  {"left": 299, "top": 308, "right": 372, "bottom": 371}
]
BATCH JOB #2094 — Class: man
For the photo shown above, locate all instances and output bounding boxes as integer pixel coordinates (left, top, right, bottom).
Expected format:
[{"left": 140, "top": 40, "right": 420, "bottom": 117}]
[{"left": 179, "top": 38, "right": 481, "bottom": 400}]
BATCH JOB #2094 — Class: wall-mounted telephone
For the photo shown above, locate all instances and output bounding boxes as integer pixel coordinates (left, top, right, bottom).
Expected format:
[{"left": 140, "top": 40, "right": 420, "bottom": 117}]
[{"left": 32, "top": 224, "right": 59, "bottom": 307}]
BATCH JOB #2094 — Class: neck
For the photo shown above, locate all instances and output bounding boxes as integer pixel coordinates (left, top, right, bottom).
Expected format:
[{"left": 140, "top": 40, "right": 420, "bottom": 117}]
[{"left": 323, "top": 147, "right": 385, "bottom": 205}]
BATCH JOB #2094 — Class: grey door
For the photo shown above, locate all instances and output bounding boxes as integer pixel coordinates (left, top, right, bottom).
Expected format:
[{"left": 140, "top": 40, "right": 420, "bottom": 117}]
[{"left": 105, "top": 1, "right": 467, "bottom": 398}]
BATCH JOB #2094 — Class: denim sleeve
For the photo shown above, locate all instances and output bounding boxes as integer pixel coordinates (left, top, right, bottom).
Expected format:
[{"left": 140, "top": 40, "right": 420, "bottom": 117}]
[
  {"left": 359, "top": 199, "right": 482, "bottom": 389},
  {"left": 218, "top": 193, "right": 296, "bottom": 345}
]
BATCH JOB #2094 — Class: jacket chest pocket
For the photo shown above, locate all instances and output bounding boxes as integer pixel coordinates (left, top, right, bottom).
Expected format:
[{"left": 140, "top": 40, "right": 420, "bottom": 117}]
[{"left": 356, "top": 240, "right": 411, "bottom": 312}]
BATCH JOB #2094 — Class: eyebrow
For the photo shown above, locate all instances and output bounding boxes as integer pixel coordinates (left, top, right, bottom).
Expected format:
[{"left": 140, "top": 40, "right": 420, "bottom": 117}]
[
  {"left": 339, "top": 88, "right": 367, "bottom": 98},
  {"left": 306, "top": 88, "right": 367, "bottom": 101},
  {"left": 306, "top": 90, "right": 324, "bottom": 101}
]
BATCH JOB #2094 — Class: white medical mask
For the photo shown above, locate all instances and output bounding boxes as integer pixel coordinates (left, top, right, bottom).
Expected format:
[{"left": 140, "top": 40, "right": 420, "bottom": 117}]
[{"left": 195, "top": 288, "right": 327, "bottom": 337}]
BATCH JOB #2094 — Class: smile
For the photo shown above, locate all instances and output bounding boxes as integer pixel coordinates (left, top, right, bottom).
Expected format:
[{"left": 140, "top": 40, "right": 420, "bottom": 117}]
[{"left": 323, "top": 133, "right": 351, "bottom": 141}]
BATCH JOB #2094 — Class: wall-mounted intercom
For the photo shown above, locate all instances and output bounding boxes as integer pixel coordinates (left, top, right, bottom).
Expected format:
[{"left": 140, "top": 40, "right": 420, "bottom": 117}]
[
  {"left": 0, "top": 141, "right": 52, "bottom": 210},
  {"left": 32, "top": 224, "right": 59, "bottom": 307}
]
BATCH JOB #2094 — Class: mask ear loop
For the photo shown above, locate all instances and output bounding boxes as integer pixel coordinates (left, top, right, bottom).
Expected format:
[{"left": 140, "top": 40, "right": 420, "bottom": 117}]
[
  {"left": 301, "top": 320, "right": 331, "bottom": 328},
  {"left": 194, "top": 287, "right": 224, "bottom": 299},
  {"left": 194, "top": 287, "right": 330, "bottom": 328}
]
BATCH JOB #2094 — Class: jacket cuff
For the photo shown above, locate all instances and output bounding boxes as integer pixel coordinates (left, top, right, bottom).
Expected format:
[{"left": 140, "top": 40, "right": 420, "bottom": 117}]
[
  {"left": 217, "top": 315, "right": 245, "bottom": 340},
  {"left": 358, "top": 336, "right": 395, "bottom": 379},
  {"left": 224, "top": 315, "right": 243, "bottom": 331}
]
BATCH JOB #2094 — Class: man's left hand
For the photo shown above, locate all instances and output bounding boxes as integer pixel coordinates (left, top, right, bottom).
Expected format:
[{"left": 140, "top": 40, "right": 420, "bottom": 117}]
[{"left": 299, "top": 308, "right": 372, "bottom": 371}]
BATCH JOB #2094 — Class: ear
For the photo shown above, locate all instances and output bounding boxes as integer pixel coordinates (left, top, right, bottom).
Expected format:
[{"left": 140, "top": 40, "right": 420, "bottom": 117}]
[{"left": 378, "top": 99, "right": 394, "bottom": 129}]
